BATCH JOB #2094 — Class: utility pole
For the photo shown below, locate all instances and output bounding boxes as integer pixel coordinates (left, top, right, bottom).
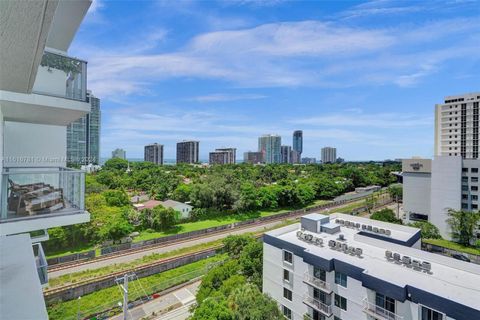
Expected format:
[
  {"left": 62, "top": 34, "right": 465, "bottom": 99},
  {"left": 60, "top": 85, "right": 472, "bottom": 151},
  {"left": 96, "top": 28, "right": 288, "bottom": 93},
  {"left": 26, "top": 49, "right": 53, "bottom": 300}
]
[{"left": 115, "top": 273, "right": 136, "bottom": 320}]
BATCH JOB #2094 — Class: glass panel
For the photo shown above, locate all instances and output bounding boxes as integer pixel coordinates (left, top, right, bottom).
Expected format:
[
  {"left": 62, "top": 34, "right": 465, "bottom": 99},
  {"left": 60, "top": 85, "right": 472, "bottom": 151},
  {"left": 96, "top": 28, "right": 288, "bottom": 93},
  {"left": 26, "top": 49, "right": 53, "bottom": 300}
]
[
  {"left": 314, "top": 266, "right": 326, "bottom": 281},
  {"left": 33, "top": 50, "right": 87, "bottom": 101},
  {"left": 1, "top": 167, "right": 85, "bottom": 221}
]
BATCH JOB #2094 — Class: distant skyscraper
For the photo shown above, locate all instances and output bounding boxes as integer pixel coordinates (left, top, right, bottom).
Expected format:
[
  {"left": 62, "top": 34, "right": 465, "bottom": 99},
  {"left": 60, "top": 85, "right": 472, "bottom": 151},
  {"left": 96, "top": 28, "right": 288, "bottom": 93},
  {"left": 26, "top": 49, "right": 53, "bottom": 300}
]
[
  {"left": 66, "top": 91, "right": 101, "bottom": 165},
  {"left": 293, "top": 130, "right": 303, "bottom": 163},
  {"left": 177, "top": 141, "right": 199, "bottom": 164},
  {"left": 144, "top": 143, "right": 164, "bottom": 165},
  {"left": 321, "top": 147, "right": 337, "bottom": 164},
  {"left": 209, "top": 148, "right": 236, "bottom": 165},
  {"left": 281, "top": 145, "right": 292, "bottom": 163},
  {"left": 244, "top": 151, "right": 264, "bottom": 164},
  {"left": 112, "top": 148, "right": 126, "bottom": 160},
  {"left": 258, "top": 134, "right": 281, "bottom": 164},
  {"left": 291, "top": 150, "right": 300, "bottom": 164}
]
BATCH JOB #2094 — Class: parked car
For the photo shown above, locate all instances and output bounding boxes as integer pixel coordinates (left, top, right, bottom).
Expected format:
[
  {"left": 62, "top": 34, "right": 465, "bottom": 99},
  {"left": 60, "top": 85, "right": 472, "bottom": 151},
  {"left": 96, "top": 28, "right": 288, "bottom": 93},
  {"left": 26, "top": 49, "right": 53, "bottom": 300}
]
[{"left": 451, "top": 253, "right": 471, "bottom": 262}]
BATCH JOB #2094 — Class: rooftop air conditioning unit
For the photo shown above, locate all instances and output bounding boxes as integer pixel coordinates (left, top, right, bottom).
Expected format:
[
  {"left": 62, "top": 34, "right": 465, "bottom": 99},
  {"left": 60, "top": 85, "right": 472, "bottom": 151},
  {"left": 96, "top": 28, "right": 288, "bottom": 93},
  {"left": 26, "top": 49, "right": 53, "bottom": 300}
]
[
  {"left": 385, "top": 230, "right": 391, "bottom": 236},
  {"left": 338, "top": 234, "right": 345, "bottom": 241}
]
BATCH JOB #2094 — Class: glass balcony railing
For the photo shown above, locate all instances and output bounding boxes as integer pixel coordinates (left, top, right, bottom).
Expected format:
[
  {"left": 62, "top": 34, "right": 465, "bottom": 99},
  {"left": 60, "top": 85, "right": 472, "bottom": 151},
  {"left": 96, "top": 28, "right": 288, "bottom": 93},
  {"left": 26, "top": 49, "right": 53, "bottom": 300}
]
[
  {"left": 32, "top": 50, "right": 87, "bottom": 101},
  {"left": 33, "top": 242, "right": 48, "bottom": 285},
  {"left": 1, "top": 167, "right": 85, "bottom": 222},
  {"left": 362, "top": 298, "right": 404, "bottom": 320}
]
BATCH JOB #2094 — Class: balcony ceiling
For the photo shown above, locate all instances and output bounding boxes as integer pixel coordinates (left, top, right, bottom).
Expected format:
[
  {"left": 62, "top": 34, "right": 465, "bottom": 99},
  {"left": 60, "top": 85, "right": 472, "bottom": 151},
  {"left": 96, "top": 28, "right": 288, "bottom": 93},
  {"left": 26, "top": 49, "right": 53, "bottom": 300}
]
[
  {"left": 0, "top": 0, "right": 58, "bottom": 94},
  {"left": 46, "top": 0, "right": 91, "bottom": 52}
]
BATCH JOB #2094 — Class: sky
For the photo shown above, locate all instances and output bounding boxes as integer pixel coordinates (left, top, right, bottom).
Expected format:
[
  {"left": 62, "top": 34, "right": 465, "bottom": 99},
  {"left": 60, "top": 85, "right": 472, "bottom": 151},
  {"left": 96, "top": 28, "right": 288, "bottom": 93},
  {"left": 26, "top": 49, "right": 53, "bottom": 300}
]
[{"left": 70, "top": 0, "right": 480, "bottom": 161}]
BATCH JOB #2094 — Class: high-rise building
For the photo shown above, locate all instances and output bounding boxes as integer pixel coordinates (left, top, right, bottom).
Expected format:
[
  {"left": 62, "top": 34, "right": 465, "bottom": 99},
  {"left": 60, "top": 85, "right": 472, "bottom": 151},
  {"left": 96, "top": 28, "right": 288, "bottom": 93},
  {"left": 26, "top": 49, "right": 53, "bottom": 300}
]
[
  {"left": 291, "top": 150, "right": 300, "bottom": 164},
  {"left": 244, "top": 151, "right": 264, "bottom": 164},
  {"left": 281, "top": 145, "right": 292, "bottom": 164},
  {"left": 177, "top": 140, "right": 199, "bottom": 164},
  {"left": 209, "top": 148, "right": 236, "bottom": 165},
  {"left": 112, "top": 148, "right": 126, "bottom": 160},
  {"left": 258, "top": 134, "right": 281, "bottom": 164},
  {"left": 402, "top": 92, "right": 480, "bottom": 239},
  {"left": 321, "top": 147, "right": 337, "bottom": 164},
  {"left": 66, "top": 90, "right": 101, "bottom": 165},
  {"left": 0, "top": 2, "right": 92, "bottom": 318},
  {"left": 435, "top": 93, "right": 480, "bottom": 158},
  {"left": 293, "top": 130, "right": 303, "bottom": 163},
  {"left": 263, "top": 213, "right": 480, "bottom": 320},
  {"left": 144, "top": 143, "right": 164, "bottom": 165}
]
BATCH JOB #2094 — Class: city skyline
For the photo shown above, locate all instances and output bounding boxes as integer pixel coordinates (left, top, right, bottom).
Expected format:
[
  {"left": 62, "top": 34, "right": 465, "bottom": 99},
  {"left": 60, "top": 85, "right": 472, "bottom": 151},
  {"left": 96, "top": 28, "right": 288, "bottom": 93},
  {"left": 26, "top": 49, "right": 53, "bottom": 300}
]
[{"left": 69, "top": 1, "right": 480, "bottom": 161}]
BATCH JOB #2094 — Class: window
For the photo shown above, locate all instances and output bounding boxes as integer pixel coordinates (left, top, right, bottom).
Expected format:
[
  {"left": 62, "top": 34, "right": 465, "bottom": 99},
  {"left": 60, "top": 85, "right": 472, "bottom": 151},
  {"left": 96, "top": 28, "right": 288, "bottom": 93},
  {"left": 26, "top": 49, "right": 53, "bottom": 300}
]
[
  {"left": 334, "top": 317, "right": 342, "bottom": 320},
  {"left": 421, "top": 306, "right": 443, "bottom": 320},
  {"left": 473, "top": 204, "right": 478, "bottom": 210},
  {"left": 314, "top": 266, "right": 326, "bottom": 281},
  {"left": 335, "top": 272, "right": 347, "bottom": 287},
  {"left": 283, "top": 269, "right": 290, "bottom": 282},
  {"left": 472, "top": 186, "right": 478, "bottom": 191},
  {"left": 282, "top": 305, "right": 292, "bottom": 319},
  {"left": 283, "top": 288, "right": 292, "bottom": 301},
  {"left": 463, "top": 168, "right": 469, "bottom": 172},
  {"left": 472, "top": 177, "right": 479, "bottom": 182},
  {"left": 376, "top": 293, "right": 395, "bottom": 314},
  {"left": 283, "top": 251, "right": 293, "bottom": 264},
  {"left": 334, "top": 294, "right": 347, "bottom": 311},
  {"left": 472, "top": 195, "right": 478, "bottom": 201},
  {"left": 472, "top": 168, "right": 479, "bottom": 173}
]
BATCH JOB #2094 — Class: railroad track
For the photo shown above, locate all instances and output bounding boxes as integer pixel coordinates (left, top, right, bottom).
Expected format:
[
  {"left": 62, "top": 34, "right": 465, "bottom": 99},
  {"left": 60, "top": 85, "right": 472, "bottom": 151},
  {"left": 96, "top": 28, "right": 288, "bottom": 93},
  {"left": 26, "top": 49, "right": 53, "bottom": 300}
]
[
  {"left": 44, "top": 246, "right": 222, "bottom": 296},
  {"left": 48, "top": 195, "right": 390, "bottom": 273}
]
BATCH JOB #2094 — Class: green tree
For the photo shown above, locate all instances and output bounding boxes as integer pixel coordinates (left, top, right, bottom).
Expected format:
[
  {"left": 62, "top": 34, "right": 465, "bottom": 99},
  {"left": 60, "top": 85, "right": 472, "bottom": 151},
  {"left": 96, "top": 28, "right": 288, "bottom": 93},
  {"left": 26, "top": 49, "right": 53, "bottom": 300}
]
[
  {"left": 364, "top": 194, "right": 378, "bottom": 213},
  {"left": 172, "top": 184, "right": 192, "bottom": 203},
  {"left": 227, "top": 283, "right": 282, "bottom": 320},
  {"left": 388, "top": 184, "right": 403, "bottom": 201},
  {"left": 370, "top": 208, "right": 402, "bottom": 224},
  {"left": 447, "top": 209, "right": 480, "bottom": 246},
  {"left": 103, "top": 190, "right": 130, "bottom": 207},
  {"left": 409, "top": 221, "right": 442, "bottom": 239},
  {"left": 223, "top": 235, "right": 255, "bottom": 258},
  {"left": 196, "top": 260, "right": 241, "bottom": 304},
  {"left": 191, "top": 297, "right": 234, "bottom": 320},
  {"left": 238, "top": 240, "right": 263, "bottom": 289}
]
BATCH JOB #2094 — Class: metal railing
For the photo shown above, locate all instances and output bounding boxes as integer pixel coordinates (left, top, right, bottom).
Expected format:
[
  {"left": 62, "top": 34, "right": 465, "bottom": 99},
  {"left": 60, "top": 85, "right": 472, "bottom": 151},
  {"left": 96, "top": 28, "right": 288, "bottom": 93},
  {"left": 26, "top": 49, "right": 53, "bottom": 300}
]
[
  {"left": 303, "top": 295, "right": 332, "bottom": 316},
  {"left": 33, "top": 50, "right": 87, "bottom": 101},
  {"left": 362, "top": 298, "right": 404, "bottom": 320},
  {"left": 303, "top": 271, "right": 332, "bottom": 292},
  {"left": 1, "top": 167, "right": 85, "bottom": 221}
]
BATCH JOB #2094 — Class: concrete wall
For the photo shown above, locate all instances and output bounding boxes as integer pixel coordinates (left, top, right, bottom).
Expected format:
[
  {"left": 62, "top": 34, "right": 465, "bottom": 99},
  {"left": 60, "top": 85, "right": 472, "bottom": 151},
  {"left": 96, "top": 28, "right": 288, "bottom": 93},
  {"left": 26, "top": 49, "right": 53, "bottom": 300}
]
[
  {"left": 3, "top": 121, "right": 66, "bottom": 167},
  {"left": 430, "top": 156, "right": 462, "bottom": 239},
  {"left": 403, "top": 172, "right": 431, "bottom": 221}
]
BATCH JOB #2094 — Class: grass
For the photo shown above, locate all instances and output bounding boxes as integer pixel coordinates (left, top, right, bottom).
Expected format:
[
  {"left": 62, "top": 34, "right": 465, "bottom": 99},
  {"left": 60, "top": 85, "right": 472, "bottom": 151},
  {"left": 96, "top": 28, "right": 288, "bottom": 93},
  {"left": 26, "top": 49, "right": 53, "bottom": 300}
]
[
  {"left": 423, "top": 238, "right": 480, "bottom": 256},
  {"left": 47, "top": 255, "right": 225, "bottom": 320}
]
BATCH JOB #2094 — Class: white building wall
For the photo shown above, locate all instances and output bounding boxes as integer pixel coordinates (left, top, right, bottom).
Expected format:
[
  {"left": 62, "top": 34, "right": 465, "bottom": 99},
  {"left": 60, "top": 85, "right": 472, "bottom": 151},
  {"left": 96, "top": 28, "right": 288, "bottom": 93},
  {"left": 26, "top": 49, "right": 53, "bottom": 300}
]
[
  {"left": 403, "top": 172, "right": 431, "bottom": 222},
  {"left": 3, "top": 121, "right": 66, "bottom": 167},
  {"left": 430, "top": 156, "right": 462, "bottom": 239}
]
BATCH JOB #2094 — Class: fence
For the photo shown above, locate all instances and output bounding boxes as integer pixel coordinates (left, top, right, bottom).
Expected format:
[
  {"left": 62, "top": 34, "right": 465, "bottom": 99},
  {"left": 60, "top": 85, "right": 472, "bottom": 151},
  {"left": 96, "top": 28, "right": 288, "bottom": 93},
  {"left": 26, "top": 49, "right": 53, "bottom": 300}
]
[
  {"left": 48, "top": 194, "right": 388, "bottom": 265},
  {"left": 421, "top": 242, "right": 480, "bottom": 265}
]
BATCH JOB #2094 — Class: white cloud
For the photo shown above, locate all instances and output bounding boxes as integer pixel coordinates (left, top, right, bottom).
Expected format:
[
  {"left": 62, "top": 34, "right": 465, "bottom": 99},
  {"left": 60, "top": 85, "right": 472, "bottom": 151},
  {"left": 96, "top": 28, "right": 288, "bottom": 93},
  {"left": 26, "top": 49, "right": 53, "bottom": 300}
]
[{"left": 188, "top": 93, "right": 267, "bottom": 102}]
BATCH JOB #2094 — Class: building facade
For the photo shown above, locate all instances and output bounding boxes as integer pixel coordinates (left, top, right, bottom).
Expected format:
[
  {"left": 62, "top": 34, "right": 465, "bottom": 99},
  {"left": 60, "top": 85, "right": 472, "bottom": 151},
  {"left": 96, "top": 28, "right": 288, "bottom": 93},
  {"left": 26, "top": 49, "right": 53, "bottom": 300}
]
[
  {"left": 144, "top": 143, "right": 164, "bottom": 165},
  {"left": 403, "top": 93, "right": 480, "bottom": 239},
  {"left": 259, "top": 134, "right": 282, "bottom": 164},
  {"left": 281, "top": 145, "right": 293, "bottom": 164},
  {"left": 321, "top": 147, "right": 337, "bottom": 164},
  {"left": 209, "top": 148, "right": 236, "bottom": 165},
  {"left": 244, "top": 151, "right": 264, "bottom": 164},
  {"left": 66, "top": 90, "right": 100, "bottom": 165},
  {"left": 302, "top": 157, "right": 317, "bottom": 164},
  {"left": 263, "top": 213, "right": 480, "bottom": 320},
  {"left": 112, "top": 148, "right": 126, "bottom": 160},
  {"left": 293, "top": 130, "right": 303, "bottom": 163},
  {"left": 177, "top": 140, "right": 199, "bottom": 164},
  {"left": 0, "top": 1, "right": 92, "bottom": 318}
]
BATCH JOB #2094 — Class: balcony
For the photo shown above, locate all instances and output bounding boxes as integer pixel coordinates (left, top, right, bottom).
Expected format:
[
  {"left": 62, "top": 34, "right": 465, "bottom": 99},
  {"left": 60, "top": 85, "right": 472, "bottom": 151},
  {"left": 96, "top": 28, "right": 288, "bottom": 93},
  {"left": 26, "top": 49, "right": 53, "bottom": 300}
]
[
  {"left": 303, "top": 272, "right": 332, "bottom": 293},
  {"left": 362, "top": 298, "right": 404, "bottom": 320},
  {"left": 303, "top": 295, "right": 332, "bottom": 317},
  {"left": 32, "top": 50, "right": 87, "bottom": 102},
  {"left": 0, "top": 167, "right": 89, "bottom": 235},
  {"left": 33, "top": 242, "right": 48, "bottom": 285}
]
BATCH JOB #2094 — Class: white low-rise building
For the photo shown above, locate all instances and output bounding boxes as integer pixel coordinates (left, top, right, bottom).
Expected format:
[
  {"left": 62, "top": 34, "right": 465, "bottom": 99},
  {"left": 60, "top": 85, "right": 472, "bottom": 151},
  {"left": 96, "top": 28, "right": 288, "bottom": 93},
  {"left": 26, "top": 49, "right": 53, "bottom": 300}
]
[{"left": 263, "top": 213, "right": 480, "bottom": 320}]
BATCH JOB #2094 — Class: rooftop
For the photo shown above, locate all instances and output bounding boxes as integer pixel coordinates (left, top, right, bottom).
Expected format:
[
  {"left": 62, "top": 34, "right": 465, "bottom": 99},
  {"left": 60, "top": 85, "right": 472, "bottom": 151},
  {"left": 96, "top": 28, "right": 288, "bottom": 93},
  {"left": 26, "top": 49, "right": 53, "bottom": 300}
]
[{"left": 266, "top": 213, "right": 480, "bottom": 311}]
